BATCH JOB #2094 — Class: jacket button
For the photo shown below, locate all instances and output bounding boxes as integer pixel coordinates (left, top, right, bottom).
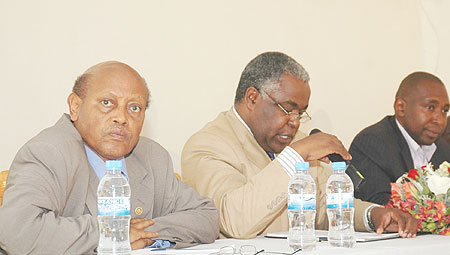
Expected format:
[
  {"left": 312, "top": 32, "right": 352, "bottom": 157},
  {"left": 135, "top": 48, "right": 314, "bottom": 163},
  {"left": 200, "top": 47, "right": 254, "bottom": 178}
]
[{"left": 134, "top": 206, "right": 143, "bottom": 216}]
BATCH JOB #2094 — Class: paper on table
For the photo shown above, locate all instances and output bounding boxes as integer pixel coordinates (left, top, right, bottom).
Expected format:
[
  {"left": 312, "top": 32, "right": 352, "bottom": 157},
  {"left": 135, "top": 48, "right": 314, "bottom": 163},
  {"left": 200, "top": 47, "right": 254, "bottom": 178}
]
[
  {"left": 265, "top": 230, "right": 400, "bottom": 242},
  {"left": 131, "top": 240, "right": 236, "bottom": 255},
  {"left": 131, "top": 248, "right": 220, "bottom": 255}
]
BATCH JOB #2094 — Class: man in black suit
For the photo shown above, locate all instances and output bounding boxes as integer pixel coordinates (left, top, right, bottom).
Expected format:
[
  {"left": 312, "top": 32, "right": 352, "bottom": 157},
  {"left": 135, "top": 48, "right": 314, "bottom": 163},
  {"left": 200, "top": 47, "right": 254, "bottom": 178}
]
[
  {"left": 349, "top": 71, "right": 450, "bottom": 205},
  {"left": 442, "top": 116, "right": 450, "bottom": 144}
]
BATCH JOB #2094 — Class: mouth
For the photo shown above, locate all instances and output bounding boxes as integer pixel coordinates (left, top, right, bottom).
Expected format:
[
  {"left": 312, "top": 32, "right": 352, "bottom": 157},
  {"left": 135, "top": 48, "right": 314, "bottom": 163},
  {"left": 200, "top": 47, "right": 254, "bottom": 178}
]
[
  {"left": 108, "top": 129, "right": 128, "bottom": 140},
  {"left": 423, "top": 128, "right": 441, "bottom": 139},
  {"left": 277, "top": 134, "right": 293, "bottom": 145}
]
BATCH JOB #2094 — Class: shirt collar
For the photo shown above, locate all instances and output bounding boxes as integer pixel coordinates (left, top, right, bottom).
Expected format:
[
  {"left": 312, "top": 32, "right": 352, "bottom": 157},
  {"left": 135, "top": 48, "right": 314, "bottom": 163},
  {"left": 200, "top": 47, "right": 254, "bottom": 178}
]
[
  {"left": 233, "top": 106, "right": 253, "bottom": 135},
  {"left": 396, "top": 118, "right": 421, "bottom": 152},
  {"left": 84, "top": 144, "right": 129, "bottom": 180},
  {"left": 395, "top": 118, "right": 437, "bottom": 167},
  {"left": 233, "top": 106, "right": 278, "bottom": 159}
]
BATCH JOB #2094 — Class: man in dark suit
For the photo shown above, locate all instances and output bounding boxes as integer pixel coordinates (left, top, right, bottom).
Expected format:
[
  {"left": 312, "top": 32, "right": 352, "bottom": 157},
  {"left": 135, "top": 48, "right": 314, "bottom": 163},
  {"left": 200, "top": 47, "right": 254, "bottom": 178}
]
[
  {"left": 442, "top": 116, "right": 450, "bottom": 144},
  {"left": 349, "top": 71, "right": 450, "bottom": 205}
]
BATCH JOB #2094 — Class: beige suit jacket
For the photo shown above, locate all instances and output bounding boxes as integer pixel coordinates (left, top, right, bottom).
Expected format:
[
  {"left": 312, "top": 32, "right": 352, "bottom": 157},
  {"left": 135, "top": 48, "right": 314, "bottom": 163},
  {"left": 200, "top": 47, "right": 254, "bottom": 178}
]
[
  {"left": 0, "top": 114, "right": 219, "bottom": 255},
  {"left": 182, "top": 108, "right": 373, "bottom": 238}
]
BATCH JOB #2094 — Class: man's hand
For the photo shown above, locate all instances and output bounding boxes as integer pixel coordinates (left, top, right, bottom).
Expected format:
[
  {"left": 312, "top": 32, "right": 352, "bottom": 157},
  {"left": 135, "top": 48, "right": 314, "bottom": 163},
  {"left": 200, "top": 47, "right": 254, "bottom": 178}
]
[
  {"left": 290, "top": 131, "right": 352, "bottom": 162},
  {"left": 130, "top": 218, "right": 159, "bottom": 250},
  {"left": 370, "top": 207, "right": 417, "bottom": 238}
]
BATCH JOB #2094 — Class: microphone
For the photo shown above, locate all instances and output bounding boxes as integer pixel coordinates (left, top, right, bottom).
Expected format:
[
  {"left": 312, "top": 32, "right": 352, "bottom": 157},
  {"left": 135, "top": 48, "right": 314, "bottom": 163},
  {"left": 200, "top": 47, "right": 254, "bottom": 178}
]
[
  {"left": 309, "top": 128, "right": 347, "bottom": 162},
  {"left": 309, "top": 128, "right": 365, "bottom": 191}
]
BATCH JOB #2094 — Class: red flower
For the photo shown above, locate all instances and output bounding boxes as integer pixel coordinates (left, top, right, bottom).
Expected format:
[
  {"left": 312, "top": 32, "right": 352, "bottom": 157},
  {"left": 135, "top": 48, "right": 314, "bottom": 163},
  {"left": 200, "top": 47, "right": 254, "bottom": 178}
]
[
  {"left": 408, "top": 169, "right": 419, "bottom": 180},
  {"left": 387, "top": 162, "right": 450, "bottom": 235}
]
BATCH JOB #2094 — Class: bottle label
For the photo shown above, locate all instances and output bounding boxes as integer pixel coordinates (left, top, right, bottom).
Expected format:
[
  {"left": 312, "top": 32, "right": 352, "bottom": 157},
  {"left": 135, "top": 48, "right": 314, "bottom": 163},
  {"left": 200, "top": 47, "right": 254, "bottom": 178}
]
[
  {"left": 288, "top": 194, "right": 316, "bottom": 210},
  {"left": 326, "top": 193, "right": 354, "bottom": 209},
  {"left": 98, "top": 197, "right": 131, "bottom": 216}
]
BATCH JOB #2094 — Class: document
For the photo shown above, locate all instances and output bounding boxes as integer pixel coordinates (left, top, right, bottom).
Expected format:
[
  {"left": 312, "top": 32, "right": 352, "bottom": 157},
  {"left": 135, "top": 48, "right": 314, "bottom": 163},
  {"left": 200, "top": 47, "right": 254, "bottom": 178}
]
[
  {"left": 131, "top": 248, "right": 220, "bottom": 255},
  {"left": 265, "top": 230, "right": 400, "bottom": 242}
]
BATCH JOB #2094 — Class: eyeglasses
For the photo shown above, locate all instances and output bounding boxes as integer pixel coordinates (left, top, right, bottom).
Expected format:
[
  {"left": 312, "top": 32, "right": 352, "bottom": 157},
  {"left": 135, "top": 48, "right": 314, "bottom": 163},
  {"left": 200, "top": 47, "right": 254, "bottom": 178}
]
[
  {"left": 261, "top": 89, "right": 311, "bottom": 123},
  {"left": 209, "top": 245, "right": 302, "bottom": 255}
]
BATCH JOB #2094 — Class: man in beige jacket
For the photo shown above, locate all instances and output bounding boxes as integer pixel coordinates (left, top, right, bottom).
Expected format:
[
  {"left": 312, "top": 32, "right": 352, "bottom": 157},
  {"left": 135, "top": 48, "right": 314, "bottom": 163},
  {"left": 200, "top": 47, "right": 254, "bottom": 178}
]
[{"left": 182, "top": 51, "right": 417, "bottom": 239}]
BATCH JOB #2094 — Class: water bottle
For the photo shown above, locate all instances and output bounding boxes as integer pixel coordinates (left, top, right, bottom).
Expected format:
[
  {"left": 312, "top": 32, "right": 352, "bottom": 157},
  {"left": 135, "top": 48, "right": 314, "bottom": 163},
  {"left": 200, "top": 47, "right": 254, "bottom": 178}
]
[
  {"left": 326, "top": 161, "right": 356, "bottom": 248},
  {"left": 97, "top": 160, "right": 131, "bottom": 254},
  {"left": 287, "top": 162, "right": 317, "bottom": 252}
]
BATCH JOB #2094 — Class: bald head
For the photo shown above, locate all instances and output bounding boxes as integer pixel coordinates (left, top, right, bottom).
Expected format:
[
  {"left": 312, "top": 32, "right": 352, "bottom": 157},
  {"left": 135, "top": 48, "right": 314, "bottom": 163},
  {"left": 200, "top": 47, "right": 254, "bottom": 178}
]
[
  {"left": 395, "top": 71, "right": 444, "bottom": 100},
  {"left": 73, "top": 61, "right": 150, "bottom": 108}
]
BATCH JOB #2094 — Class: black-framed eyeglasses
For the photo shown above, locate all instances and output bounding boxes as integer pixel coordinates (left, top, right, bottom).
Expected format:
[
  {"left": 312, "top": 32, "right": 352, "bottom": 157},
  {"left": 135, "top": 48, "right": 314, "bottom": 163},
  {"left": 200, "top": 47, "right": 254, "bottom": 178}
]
[
  {"left": 261, "top": 89, "right": 311, "bottom": 123},
  {"left": 208, "top": 245, "right": 302, "bottom": 255}
]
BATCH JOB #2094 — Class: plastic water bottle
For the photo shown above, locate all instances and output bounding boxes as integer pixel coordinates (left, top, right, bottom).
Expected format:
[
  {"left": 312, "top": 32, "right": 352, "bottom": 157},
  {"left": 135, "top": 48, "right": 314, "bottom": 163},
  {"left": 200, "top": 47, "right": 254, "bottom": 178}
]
[
  {"left": 287, "top": 162, "right": 317, "bottom": 252},
  {"left": 97, "top": 160, "right": 131, "bottom": 254},
  {"left": 326, "top": 161, "right": 356, "bottom": 248}
]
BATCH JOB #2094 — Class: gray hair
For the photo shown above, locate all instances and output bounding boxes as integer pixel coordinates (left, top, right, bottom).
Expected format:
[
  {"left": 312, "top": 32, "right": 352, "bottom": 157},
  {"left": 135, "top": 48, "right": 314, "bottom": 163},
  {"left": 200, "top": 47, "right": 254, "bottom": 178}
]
[{"left": 234, "top": 52, "right": 310, "bottom": 104}]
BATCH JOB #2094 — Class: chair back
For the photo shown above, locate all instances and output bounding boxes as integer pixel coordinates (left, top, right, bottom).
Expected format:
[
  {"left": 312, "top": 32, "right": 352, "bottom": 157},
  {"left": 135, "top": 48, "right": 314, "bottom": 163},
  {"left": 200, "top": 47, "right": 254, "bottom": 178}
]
[{"left": 0, "top": 170, "right": 9, "bottom": 207}]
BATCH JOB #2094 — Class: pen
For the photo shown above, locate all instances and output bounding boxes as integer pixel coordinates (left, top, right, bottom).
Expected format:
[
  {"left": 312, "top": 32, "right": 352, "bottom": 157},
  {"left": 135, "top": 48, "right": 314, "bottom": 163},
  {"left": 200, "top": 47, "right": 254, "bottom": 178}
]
[{"left": 356, "top": 169, "right": 365, "bottom": 179}]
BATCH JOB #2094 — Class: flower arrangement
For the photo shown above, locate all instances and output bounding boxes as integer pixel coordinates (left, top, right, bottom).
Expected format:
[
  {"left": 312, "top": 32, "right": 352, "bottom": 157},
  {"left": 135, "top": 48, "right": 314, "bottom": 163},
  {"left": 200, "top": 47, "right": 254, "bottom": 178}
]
[{"left": 386, "top": 161, "right": 450, "bottom": 235}]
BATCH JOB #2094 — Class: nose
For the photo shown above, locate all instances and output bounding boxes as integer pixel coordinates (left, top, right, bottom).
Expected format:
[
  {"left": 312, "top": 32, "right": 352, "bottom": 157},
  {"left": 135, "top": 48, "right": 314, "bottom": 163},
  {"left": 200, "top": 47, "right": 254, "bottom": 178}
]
[
  {"left": 287, "top": 116, "right": 300, "bottom": 129},
  {"left": 432, "top": 109, "right": 447, "bottom": 126},
  {"left": 112, "top": 106, "right": 129, "bottom": 126}
]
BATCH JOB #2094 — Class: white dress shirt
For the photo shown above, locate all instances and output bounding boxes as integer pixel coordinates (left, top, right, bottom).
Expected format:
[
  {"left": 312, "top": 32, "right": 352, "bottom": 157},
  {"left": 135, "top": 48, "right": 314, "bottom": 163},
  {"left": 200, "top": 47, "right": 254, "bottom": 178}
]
[{"left": 395, "top": 118, "right": 437, "bottom": 168}]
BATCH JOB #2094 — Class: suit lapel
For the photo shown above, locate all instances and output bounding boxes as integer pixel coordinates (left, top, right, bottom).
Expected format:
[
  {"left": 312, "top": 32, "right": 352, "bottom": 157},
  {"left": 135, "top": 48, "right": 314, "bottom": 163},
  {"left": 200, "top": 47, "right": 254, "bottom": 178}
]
[
  {"left": 126, "top": 153, "right": 154, "bottom": 218},
  {"left": 81, "top": 148, "right": 155, "bottom": 218},
  {"left": 85, "top": 163, "right": 99, "bottom": 216},
  {"left": 225, "top": 109, "right": 271, "bottom": 170},
  {"left": 399, "top": 142, "right": 414, "bottom": 170},
  {"left": 389, "top": 116, "right": 414, "bottom": 171},
  {"left": 71, "top": 132, "right": 154, "bottom": 217},
  {"left": 58, "top": 114, "right": 99, "bottom": 216}
]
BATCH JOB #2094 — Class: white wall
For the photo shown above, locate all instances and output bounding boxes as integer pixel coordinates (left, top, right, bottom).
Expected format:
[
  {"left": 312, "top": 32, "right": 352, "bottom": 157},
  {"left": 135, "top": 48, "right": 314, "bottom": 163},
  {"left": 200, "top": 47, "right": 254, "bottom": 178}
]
[{"left": 0, "top": 0, "right": 448, "bottom": 173}]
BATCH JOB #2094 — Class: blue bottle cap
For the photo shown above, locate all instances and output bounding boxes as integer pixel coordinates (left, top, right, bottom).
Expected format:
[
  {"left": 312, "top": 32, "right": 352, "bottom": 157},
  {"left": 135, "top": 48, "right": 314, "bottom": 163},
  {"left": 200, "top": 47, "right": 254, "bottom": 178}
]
[
  {"left": 295, "top": 162, "right": 309, "bottom": 171},
  {"left": 105, "top": 160, "right": 122, "bottom": 171},
  {"left": 331, "top": 161, "right": 347, "bottom": 171}
]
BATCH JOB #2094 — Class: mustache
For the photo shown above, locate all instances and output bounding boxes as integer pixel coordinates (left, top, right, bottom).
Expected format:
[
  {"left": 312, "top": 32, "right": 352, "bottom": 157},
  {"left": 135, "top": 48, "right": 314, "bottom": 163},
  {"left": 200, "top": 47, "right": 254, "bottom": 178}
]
[
  {"left": 425, "top": 124, "right": 443, "bottom": 134},
  {"left": 104, "top": 125, "right": 130, "bottom": 135}
]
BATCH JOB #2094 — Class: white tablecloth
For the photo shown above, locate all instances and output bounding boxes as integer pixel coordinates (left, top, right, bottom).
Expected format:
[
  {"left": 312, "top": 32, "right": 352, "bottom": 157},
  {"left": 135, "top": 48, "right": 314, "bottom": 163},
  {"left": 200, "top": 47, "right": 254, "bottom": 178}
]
[{"left": 131, "top": 233, "right": 450, "bottom": 255}]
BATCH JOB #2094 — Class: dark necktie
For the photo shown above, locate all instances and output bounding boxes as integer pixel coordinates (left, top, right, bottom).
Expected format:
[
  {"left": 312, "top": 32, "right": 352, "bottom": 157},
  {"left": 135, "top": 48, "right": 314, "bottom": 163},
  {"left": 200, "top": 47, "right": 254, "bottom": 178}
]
[{"left": 267, "top": 152, "right": 275, "bottom": 161}]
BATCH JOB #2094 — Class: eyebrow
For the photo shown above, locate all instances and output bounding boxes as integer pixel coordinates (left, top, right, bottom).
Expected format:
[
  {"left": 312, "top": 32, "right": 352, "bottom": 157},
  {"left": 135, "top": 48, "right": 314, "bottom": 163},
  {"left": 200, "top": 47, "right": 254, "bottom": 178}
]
[
  {"left": 282, "top": 100, "right": 309, "bottom": 111},
  {"left": 425, "top": 98, "right": 450, "bottom": 107},
  {"left": 97, "top": 91, "right": 118, "bottom": 98},
  {"left": 97, "top": 92, "right": 146, "bottom": 103}
]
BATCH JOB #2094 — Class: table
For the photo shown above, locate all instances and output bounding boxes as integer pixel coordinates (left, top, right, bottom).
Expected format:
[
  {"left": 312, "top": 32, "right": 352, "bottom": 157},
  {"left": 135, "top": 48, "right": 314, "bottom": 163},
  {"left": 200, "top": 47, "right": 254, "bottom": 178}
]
[{"left": 131, "top": 233, "right": 450, "bottom": 255}]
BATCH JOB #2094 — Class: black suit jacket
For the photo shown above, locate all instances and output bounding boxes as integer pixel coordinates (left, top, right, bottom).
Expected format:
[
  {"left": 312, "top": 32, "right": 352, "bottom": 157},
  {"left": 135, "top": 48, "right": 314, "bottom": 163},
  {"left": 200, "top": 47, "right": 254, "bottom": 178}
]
[{"left": 349, "top": 115, "right": 450, "bottom": 205}]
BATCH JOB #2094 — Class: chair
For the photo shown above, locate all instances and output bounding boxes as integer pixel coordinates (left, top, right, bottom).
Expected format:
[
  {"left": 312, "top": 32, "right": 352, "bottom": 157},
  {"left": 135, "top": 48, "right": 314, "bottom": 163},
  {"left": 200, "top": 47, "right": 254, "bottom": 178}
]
[{"left": 0, "top": 170, "right": 9, "bottom": 207}]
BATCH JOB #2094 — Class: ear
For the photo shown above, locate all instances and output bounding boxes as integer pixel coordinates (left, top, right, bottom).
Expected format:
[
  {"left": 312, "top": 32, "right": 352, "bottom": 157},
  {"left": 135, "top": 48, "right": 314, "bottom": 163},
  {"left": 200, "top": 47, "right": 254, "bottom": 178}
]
[
  {"left": 243, "top": 87, "right": 261, "bottom": 110},
  {"left": 394, "top": 97, "right": 407, "bottom": 117},
  {"left": 67, "top": 93, "right": 83, "bottom": 122}
]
